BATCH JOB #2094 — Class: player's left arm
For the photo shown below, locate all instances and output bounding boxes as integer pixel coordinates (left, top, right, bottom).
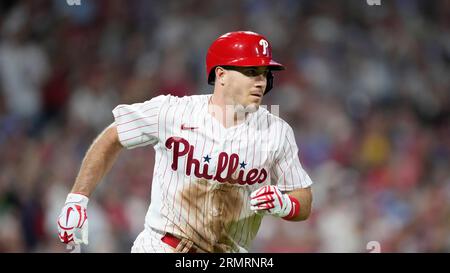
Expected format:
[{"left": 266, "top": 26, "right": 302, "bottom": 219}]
[{"left": 250, "top": 122, "right": 313, "bottom": 221}]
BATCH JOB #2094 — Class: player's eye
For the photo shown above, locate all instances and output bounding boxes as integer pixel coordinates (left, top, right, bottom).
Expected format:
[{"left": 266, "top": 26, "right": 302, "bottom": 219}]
[
  {"left": 245, "top": 69, "right": 258, "bottom": 76},
  {"left": 243, "top": 68, "right": 268, "bottom": 77},
  {"left": 224, "top": 66, "right": 268, "bottom": 77}
]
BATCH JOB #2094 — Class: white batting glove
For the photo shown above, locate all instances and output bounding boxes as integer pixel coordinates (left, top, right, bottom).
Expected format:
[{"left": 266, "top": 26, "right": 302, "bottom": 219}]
[
  {"left": 250, "top": 185, "right": 300, "bottom": 219},
  {"left": 57, "top": 193, "right": 89, "bottom": 245}
]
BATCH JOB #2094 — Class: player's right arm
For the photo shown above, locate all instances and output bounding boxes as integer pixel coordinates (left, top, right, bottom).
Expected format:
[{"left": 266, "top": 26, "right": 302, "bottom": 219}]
[
  {"left": 57, "top": 123, "right": 123, "bottom": 245},
  {"left": 57, "top": 94, "right": 171, "bottom": 245},
  {"left": 71, "top": 123, "right": 123, "bottom": 197}
]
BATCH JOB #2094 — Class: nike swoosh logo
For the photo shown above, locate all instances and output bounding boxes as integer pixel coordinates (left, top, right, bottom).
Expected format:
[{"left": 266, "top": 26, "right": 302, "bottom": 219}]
[
  {"left": 66, "top": 207, "right": 74, "bottom": 226},
  {"left": 290, "top": 202, "right": 296, "bottom": 217},
  {"left": 181, "top": 124, "right": 198, "bottom": 130}
]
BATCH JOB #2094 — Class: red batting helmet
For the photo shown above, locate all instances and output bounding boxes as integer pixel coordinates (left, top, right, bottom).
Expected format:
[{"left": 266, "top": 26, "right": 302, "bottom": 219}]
[{"left": 206, "top": 31, "right": 285, "bottom": 94}]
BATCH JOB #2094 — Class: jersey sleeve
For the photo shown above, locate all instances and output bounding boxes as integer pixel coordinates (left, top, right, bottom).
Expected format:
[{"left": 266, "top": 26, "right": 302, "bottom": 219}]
[
  {"left": 112, "top": 95, "right": 169, "bottom": 149},
  {"left": 271, "top": 124, "right": 313, "bottom": 191}
]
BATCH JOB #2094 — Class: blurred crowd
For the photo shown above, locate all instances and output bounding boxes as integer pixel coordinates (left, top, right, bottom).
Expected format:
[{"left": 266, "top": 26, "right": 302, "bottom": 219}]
[{"left": 0, "top": 0, "right": 449, "bottom": 252}]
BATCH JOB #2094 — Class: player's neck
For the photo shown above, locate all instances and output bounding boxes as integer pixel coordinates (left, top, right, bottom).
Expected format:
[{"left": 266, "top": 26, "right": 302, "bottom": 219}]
[{"left": 209, "top": 94, "right": 248, "bottom": 128}]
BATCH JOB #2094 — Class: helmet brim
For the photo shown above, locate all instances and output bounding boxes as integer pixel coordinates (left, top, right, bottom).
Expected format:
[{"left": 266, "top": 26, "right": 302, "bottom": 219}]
[{"left": 225, "top": 57, "right": 285, "bottom": 70}]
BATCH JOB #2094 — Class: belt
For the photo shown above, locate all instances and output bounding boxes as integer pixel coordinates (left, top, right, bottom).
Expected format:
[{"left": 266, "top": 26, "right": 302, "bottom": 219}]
[{"left": 161, "top": 233, "right": 196, "bottom": 253}]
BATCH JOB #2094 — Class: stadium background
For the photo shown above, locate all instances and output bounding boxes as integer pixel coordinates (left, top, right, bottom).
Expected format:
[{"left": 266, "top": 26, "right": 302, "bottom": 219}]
[{"left": 0, "top": 0, "right": 449, "bottom": 252}]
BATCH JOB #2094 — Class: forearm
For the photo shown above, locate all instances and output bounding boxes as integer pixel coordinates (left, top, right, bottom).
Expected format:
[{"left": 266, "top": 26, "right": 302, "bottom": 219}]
[
  {"left": 286, "top": 187, "right": 312, "bottom": 221},
  {"left": 71, "top": 124, "right": 123, "bottom": 197}
]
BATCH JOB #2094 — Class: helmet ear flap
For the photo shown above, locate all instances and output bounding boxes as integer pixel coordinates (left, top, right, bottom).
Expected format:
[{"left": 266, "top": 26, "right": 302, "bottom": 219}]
[
  {"left": 264, "top": 71, "right": 274, "bottom": 94},
  {"left": 208, "top": 68, "right": 216, "bottom": 85}
]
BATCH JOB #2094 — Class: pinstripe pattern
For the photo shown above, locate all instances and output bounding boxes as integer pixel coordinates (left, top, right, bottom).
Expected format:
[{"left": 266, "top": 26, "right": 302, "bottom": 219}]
[{"left": 113, "top": 94, "right": 313, "bottom": 253}]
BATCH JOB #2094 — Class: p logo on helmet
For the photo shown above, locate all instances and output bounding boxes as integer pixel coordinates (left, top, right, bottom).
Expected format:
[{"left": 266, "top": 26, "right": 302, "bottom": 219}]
[
  {"left": 259, "top": 39, "right": 269, "bottom": 56},
  {"left": 206, "top": 31, "right": 285, "bottom": 94}
]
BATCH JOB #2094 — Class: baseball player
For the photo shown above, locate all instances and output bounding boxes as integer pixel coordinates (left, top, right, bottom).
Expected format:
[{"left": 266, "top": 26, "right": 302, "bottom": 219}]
[{"left": 57, "top": 31, "right": 313, "bottom": 253}]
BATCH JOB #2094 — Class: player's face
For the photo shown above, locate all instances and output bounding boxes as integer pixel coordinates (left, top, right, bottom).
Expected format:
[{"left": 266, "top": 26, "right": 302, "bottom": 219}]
[{"left": 222, "top": 66, "right": 269, "bottom": 109}]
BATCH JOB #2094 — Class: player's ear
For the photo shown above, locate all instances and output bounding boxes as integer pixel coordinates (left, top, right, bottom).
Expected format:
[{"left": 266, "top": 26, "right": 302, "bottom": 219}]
[{"left": 215, "top": 66, "right": 226, "bottom": 86}]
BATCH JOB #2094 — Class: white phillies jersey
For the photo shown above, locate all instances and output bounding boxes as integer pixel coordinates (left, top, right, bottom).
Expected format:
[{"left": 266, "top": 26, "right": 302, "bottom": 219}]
[{"left": 112, "top": 94, "right": 313, "bottom": 253}]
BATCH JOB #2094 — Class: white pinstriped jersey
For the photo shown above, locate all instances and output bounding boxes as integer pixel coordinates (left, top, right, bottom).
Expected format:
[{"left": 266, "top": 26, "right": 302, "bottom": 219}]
[{"left": 112, "top": 94, "right": 313, "bottom": 253}]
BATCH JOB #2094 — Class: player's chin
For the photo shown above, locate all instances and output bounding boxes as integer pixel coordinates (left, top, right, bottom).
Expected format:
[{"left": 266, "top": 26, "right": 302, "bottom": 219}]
[
  {"left": 234, "top": 100, "right": 260, "bottom": 113},
  {"left": 247, "top": 96, "right": 263, "bottom": 108},
  {"left": 246, "top": 102, "right": 260, "bottom": 112}
]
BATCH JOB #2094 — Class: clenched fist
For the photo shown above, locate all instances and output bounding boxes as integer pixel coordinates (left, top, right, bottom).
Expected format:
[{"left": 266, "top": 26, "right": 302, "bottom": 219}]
[
  {"left": 250, "top": 185, "right": 300, "bottom": 220},
  {"left": 57, "top": 193, "right": 89, "bottom": 245}
]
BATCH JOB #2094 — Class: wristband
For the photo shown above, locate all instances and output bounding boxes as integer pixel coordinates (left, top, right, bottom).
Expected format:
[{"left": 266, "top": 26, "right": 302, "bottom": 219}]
[{"left": 282, "top": 195, "right": 300, "bottom": 220}]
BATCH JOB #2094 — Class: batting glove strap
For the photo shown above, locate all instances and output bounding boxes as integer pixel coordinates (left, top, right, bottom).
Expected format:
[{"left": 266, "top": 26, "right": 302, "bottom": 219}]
[
  {"left": 282, "top": 195, "right": 300, "bottom": 220},
  {"left": 65, "top": 193, "right": 89, "bottom": 207}
]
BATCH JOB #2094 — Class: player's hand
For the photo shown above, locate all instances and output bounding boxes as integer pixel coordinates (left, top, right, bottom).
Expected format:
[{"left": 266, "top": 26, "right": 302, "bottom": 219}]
[
  {"left": 250, "top": 185, "right": 299, "bottom": 219},
  {"left": 57, "top": 193, "right": 89, "bottom": 245}
]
